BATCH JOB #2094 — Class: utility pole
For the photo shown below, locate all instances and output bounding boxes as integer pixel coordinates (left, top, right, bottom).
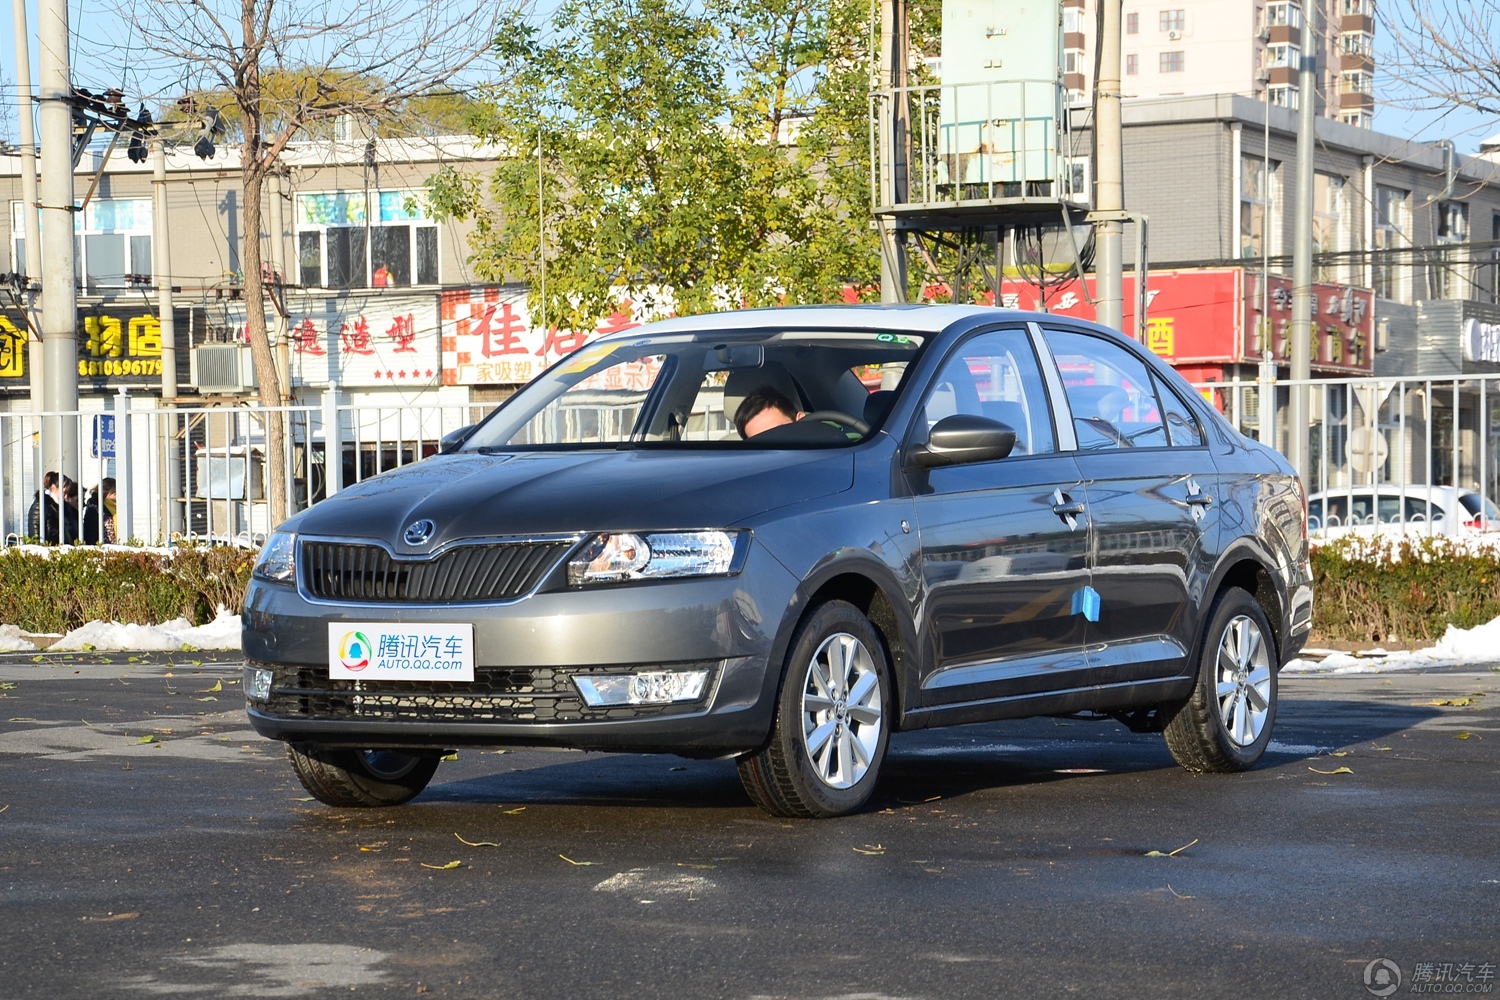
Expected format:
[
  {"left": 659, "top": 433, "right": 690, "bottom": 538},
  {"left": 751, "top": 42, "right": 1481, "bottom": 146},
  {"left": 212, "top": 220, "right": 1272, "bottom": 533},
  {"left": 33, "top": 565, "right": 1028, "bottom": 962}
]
[
  {"left": 877, "top": 0, "right": 909, "bottom": 303},
  {"left": 1288, "top": 44, "right": 1316, "bottom": 480},
  {"left": 38, "top": 0, "right": 79, "bottom": 483},
  {"left": 153, "top": 139, "right": 183, "bottom": 541},
  {"left": 1093, "top": 0, "right": 1125, "bottom": 333},
  {"left": 12, "top": 0, "right": 45, "bottom": 405}
]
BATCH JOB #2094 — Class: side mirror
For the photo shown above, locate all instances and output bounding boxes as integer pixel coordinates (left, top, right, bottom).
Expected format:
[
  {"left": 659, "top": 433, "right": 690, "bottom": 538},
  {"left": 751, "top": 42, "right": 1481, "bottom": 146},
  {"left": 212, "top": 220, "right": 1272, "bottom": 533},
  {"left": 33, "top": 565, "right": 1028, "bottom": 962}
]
[
  {"left": 439, "top": 424, "right": 476, "bottom": 454},
  {"left": 910, "top": 414, "right": 1017, "bottom": 468}
]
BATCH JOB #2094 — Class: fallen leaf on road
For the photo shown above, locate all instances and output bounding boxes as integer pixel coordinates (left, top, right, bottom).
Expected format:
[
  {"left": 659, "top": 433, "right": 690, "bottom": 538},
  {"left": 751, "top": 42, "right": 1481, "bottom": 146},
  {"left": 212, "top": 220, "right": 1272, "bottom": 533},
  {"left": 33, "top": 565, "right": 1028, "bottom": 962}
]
[
  {"left": 420, "top": 860, "right": 463, "bottom": 870},
  {"left": 677, "top": 862, "right": 716, "bottom": 869},
  {"left": 1330, "top": 751, "right": 1350, "bottom": 757},
  {"left": 1144, "top": 838, "right": 1199, "bottom": 858},
  {"left": 195, "top": 696, "right": 217, "bottom": 702},
  {"left": 359, "top": 846, "right": 380, "bottom": 852},
  {"left": 202, "top": 680, "right": 222, "bottom": 693},
  {"left": 79, "top": 912, "right": 139, "bottom": 923},
  {"left": 0, "top": 804, "right": 9, "bottom": 814},
  {"left": 1456, "top": 732, "right": 1473, "bottom": 740},
  {"left": 137, "top": 735, "right": 157, "bottom": 744},
  {"left": 501, "top": 806, "right": 526, "bottom": 815},
  {"left": 1166, "top": 884, "right": 1195, "bottom": 899},
  {"left": 852, "top": 844, "right": 885, "bottom": 855},
  {"left": 455, "top": 833, "right": 500, "bottom": 848},
  {"left": 1308, "top": 766, "right": 1353, "bottom": 775},
  {"left": 442, "top": 752, "right": 459, "bottom": 761},
  {"left": 558, "top": 855, "right": 598, "bottom": 866}
]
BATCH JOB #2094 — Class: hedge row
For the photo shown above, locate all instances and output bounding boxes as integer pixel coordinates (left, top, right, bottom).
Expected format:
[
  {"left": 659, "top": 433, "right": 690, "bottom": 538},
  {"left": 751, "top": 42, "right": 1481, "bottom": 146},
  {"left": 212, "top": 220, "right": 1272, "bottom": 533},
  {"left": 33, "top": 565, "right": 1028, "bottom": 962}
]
[
  {"left": 0, "top": 546, "right": 256, "bottom": 636},
  {"left": 1311, "top": 535, "right": 1500, "bottom": 644},
  {"left": 0, "top": 538, "right": 1493, "bottom": 646}
]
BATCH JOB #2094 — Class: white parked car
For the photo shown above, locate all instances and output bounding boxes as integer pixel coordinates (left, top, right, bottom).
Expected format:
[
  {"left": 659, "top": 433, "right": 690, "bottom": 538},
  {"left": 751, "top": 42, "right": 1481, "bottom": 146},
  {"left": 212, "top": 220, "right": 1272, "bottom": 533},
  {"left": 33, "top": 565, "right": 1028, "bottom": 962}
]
[{"left": 1306, "top": 485, "right": 1500, "bottom": 536}]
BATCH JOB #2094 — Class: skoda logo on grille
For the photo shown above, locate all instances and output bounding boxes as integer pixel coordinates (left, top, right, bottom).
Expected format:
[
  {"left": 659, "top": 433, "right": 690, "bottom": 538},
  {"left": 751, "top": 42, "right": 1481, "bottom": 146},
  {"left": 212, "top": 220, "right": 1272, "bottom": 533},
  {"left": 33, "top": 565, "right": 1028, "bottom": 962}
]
[{"left": 403, "top": 519, "right": 436, "bottom": 546}]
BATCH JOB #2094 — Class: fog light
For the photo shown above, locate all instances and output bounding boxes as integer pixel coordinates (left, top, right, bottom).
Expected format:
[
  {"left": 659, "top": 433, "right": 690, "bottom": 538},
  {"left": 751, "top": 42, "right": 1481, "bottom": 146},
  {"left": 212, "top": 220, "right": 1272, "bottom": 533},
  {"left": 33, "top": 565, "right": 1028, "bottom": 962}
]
[
  {"left": 574, "top": 669, "right": 708, "bottom": 707},
  {"left": 246, "top": 666, "right": 273, "bottom": 702}
]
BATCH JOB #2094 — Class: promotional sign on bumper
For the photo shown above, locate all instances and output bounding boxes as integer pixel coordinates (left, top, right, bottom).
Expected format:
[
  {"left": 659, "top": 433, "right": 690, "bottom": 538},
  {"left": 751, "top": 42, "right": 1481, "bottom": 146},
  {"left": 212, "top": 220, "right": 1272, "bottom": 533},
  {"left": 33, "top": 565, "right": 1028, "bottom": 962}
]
[{"left": 328, "top": 623, "right": 475, "bottom": 681}]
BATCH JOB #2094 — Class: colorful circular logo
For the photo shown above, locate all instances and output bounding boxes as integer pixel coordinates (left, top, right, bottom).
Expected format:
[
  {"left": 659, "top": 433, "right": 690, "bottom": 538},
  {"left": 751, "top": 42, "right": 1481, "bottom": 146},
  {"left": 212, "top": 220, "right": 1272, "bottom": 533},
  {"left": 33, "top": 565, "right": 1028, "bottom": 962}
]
[{"left": 338, "top": 631, "right": 372, "bottom": 671}]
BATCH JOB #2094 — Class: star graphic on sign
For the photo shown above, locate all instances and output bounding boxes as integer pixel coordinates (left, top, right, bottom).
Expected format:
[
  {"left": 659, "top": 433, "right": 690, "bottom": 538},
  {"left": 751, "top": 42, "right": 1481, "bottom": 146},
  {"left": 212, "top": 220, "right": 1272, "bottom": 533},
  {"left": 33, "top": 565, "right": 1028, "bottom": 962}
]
[
  {"left": 385, "top": 370, "right": 395, "bottom": 379},
  {"left": 425, "top": 369, "right": 433, "bottom": 378},
  {"left": 398, "top": 370, "right": 407, "bottom": 379}
]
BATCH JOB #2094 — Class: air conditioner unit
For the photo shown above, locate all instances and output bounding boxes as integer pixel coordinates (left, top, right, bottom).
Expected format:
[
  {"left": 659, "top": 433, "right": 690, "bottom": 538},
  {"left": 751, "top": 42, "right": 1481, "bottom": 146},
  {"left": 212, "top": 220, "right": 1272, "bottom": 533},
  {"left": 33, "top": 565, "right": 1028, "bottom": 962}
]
[
  {"left": 1168, "top": 29, "right": 1182, "bottom": 39},
  {"left": 191, "top": 343, "right": 257, "bottom": 394}
]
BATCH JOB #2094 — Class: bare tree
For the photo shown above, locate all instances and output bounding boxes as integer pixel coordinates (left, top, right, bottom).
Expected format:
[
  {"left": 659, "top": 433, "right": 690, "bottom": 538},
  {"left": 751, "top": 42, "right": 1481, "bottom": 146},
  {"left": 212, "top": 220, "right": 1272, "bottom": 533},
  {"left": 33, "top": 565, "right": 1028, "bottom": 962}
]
[
  {"left": 87, "top": 0, "right": 502, "bottom": 526},
  {"left": 1380, "top": 0, "right": 1500, "bottom": 121}
]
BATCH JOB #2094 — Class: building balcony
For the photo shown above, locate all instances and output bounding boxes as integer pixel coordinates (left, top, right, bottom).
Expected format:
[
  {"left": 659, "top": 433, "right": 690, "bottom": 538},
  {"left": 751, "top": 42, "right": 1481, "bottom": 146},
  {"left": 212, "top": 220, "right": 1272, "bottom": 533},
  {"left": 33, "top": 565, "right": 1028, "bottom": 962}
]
[{"left": 1267, "top": 24, "right": 1302, "bottom": 45}]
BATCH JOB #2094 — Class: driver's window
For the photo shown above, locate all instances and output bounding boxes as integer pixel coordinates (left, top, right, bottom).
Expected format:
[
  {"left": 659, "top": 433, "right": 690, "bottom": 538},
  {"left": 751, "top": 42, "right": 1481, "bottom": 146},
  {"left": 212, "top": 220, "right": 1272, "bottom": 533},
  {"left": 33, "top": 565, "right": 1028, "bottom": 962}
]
[
  {"left": 1042, "top": 329, "right": 1165, "bottom": 451},
  {"left": 920, "top": 329, "right": 1055, "bottom": 455}
]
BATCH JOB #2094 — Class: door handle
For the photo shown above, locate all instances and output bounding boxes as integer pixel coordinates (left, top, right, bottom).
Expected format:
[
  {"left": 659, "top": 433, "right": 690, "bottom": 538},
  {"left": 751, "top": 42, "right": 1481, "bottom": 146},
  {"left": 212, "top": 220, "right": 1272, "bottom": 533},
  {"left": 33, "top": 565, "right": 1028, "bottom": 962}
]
[
  {"left": 1184, "top": 478, "right": 1213, "bottom": 519},
  {"left": 1051, "top": 488, "right": 1085, "bottom": 530}
]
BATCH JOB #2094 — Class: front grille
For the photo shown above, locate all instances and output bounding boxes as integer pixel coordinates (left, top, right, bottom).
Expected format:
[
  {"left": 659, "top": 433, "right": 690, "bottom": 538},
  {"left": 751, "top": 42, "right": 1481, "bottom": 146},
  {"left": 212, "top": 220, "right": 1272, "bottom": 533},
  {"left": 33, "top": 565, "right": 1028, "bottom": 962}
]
[
  {"left": 255, "top": 661, "right": 718, "bottom": 724},
  {"left": 300, "top": 539, "right": 572, "bottom": 604}
]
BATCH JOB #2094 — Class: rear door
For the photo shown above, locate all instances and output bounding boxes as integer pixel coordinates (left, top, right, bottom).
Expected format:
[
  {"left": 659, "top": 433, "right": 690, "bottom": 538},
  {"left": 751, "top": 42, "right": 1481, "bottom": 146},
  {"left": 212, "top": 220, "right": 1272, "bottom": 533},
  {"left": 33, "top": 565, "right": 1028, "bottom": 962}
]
[{"left": 1039, "top": 326, "right": 1219, "bottom": 685}]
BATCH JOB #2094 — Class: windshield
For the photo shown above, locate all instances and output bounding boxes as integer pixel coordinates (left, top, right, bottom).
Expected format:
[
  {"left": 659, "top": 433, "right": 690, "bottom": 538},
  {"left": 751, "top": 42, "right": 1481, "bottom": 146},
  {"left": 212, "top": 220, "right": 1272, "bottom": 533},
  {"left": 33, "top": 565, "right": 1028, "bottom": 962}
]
[{"left": 460, "top": 328, "right": 927, "bottom": 450}]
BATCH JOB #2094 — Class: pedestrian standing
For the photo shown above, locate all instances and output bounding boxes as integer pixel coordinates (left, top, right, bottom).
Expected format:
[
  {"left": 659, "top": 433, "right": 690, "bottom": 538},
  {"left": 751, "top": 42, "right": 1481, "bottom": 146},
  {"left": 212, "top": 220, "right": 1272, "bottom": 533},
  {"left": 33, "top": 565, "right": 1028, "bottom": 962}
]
[{"left": 82, "top": 478, "right": 118, "bottom": 544}]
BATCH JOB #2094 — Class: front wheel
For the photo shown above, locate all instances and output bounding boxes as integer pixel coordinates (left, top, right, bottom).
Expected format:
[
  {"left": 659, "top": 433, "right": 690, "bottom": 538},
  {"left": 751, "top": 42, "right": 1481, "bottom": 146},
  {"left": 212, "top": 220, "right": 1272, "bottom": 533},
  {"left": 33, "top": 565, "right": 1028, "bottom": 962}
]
[
  {"left": 1163, "top": 588, "right": 1278, "bottom": 773},
  {"left": 738, "top": 601, "right": 891, "bottom": 818},
  {"left": 286, "top": 744, "right": 441, "bottom": 807}
]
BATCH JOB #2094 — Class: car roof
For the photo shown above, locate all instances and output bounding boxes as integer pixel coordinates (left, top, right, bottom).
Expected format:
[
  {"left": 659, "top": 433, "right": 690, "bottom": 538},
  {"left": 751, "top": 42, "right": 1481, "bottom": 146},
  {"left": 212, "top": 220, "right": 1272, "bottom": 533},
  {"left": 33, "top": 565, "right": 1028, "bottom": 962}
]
[{"left": 592, "top": 304, "right": 1070, "bottom": 340}]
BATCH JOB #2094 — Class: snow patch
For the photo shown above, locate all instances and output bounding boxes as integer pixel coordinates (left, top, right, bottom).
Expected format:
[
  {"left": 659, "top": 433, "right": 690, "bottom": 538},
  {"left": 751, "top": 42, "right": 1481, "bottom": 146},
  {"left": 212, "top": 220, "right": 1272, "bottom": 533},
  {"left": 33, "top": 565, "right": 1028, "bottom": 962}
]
[
  {"left": 0, "top": 624, "right": 38, "bottom": 652},
  {"left": 49, "top": 607, "right": 242, "bottom": 652},
  {"left": 1285, "top": 617, "right": 1500, "bottom": 674}
]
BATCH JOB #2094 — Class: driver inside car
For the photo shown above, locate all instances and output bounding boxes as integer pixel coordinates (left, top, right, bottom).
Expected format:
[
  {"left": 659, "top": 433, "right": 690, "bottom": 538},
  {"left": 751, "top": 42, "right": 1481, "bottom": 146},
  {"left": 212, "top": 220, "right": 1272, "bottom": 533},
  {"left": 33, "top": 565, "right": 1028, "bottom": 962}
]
[{"left": 734, "top": 386, "right": 804, "bottom": 439}]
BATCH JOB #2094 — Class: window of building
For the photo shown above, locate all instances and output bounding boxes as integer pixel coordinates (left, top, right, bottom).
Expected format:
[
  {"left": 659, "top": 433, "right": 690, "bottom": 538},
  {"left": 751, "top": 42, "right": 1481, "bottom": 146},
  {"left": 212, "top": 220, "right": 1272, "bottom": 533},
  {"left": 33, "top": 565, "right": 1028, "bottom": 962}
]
[
  {"left": 1125, "top": 53, "right": 1139, "bottom": 75},
  {"left": 1063, "top": 7, "right": 1082, "bottom": 32},
  {"left": 295, "top": 190, "right": 439, "bottom": 289},
  {"left": 1241, "top": 157, "right": 1276, "bottom": 259},
  {"left": 1338, "top": 109, "right": 1372, "bottom": 128},
  {"left": 1160, "top": 50, "right": 1185, "bottom": 72},
  {"left": 12, "top": 198, "right": 154, "bottom": 292},
  {"left": 1341, "top": 30, "right": 1373, "bottom": 56},
  {"left": 1265, "top": 2, "right": 1303, "bottom": 27},
  {"left": 1159, "top": 9, "right": 1185, "bottom": 32},
  {"left": 1126, "top": 11, "right": 1139, "bottom": 33},
  {"left": 1313, "top": 172, "right": 1347, "bottom": 281},
  {"left": 1340, "top": 70, "right": 1374, "bottom": 93},
  {"left": 1373, "top": 185, "right": 1410, "bottom": 302},
  {"left": 1489, "top": 213, "right": 1500, "bottom": 305},
  {"left": 1064, "top": 49, "right": 1084, "bottom": 74},
  {"left": 1268, "top": 85, "right": 1300, "bottom": 108},
  {"left": 1266, "top": 43, "right": 1300, "bottom": 68},
  {"left": 1342, "top": 0, "right": 1370, "bottom": 14},
  {"left": 1436, "top": 201, "right": 1469, "bottom": 242}
]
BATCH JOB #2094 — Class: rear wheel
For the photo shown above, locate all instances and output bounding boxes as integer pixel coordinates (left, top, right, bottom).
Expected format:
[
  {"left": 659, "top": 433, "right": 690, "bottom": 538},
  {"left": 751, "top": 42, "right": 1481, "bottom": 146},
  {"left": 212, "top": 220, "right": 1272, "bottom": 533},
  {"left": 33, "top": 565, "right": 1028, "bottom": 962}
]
[
  {"left": 286, "top": 744, "right": 441, "bottom": 807},
  {"left": 738, "top": 601, "right": 891, "bottom": 818},
  {"left": 1163, "top": 588, "right": 1278, "bottom": 773}
]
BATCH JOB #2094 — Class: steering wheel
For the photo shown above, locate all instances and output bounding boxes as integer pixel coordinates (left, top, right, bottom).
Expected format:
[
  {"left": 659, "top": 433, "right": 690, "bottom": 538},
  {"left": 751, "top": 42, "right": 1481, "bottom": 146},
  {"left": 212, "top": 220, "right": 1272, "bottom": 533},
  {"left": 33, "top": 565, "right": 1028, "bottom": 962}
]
[{"left": 800, "top": 410, "right": 871, "bottom": 435}]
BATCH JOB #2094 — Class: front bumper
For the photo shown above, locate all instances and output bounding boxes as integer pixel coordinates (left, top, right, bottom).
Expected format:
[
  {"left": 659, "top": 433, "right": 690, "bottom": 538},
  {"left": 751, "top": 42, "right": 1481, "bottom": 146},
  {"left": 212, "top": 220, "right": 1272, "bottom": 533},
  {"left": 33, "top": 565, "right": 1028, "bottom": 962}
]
[{"left": 241, "top": 546, "right": 797, "bottom": 754}]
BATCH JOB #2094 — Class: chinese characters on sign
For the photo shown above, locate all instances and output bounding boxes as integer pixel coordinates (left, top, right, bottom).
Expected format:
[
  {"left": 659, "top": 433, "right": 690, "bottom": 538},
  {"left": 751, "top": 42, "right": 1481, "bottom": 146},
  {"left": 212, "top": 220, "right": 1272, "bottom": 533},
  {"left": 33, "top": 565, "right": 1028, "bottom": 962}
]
[
  {"left": 0, "top": 306, "right": 198, "bottom": 386},
  {"left": 440, "top": 287, "right": 644, "bottom": 386},
  {"left": 225, "top": 294, "right": 441, "bottom": 388}
]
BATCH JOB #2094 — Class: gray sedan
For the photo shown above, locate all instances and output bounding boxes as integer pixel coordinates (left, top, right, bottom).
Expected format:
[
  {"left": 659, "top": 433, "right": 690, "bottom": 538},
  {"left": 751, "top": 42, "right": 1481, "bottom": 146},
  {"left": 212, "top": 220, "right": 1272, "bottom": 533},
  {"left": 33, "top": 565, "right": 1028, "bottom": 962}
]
[{"left": 243, "top": 305, "right": 1312, "bottom": 817}]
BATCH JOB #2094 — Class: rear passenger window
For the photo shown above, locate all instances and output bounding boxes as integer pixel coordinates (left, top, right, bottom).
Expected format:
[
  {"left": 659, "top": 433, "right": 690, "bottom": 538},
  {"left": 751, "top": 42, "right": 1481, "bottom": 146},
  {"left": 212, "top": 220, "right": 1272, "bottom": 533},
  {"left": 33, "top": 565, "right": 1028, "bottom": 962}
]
[
  {"left": 1042, "top": 329, "right": 1166, "bottom": 450},
  {"left": 1154, "top": 373, "right": 1205, "bottom": 447}
]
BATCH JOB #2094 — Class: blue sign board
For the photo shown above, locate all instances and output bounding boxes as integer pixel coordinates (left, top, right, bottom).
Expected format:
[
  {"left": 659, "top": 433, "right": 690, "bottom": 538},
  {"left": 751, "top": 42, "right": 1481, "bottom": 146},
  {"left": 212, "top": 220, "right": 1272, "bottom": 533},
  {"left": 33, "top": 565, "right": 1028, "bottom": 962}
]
[{"left": 91, "top": 414, "right": 116, "bottom": 459}]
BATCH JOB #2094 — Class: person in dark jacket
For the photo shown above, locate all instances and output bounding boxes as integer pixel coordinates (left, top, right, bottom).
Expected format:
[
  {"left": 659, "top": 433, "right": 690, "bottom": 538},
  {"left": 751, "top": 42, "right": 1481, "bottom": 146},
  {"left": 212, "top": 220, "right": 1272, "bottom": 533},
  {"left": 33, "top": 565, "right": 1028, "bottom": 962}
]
[
  {"left": 26, "top": 471, "right": 80, "bottom": 544},
  {"left": 81, "top": 477, "right": 118, "bottom": 544}
]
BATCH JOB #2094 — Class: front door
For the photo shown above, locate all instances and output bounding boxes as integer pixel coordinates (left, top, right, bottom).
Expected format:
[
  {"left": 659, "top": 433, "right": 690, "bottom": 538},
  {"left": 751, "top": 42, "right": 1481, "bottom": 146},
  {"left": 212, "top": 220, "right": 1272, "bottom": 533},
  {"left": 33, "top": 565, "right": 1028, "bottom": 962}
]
[{"left": 907, "top": 326, "right": 1094, "bottom": 707}]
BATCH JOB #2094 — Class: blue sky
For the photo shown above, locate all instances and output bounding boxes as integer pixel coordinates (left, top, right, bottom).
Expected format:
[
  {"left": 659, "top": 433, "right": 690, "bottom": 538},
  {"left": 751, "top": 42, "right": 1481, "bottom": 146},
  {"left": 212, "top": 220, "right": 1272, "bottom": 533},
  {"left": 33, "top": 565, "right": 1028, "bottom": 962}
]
[{"left": 3, "top": 0, "right": 1497, "bottom": 152}]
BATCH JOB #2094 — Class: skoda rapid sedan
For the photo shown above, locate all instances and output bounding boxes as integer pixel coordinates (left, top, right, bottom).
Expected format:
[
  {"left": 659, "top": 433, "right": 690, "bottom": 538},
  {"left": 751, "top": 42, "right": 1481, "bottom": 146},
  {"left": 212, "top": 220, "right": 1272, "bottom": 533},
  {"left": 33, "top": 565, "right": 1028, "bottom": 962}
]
[{"left": 244, "top": 305, "right": 1312, "bottom": 817}]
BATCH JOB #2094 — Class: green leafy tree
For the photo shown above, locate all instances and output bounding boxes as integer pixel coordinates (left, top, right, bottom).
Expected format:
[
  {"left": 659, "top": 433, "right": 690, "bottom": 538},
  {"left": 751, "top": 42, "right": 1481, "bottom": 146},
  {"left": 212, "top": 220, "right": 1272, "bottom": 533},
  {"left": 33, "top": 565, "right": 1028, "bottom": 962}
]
[{"left": 429, "top": 0, "right": 886, "bottom": 329}]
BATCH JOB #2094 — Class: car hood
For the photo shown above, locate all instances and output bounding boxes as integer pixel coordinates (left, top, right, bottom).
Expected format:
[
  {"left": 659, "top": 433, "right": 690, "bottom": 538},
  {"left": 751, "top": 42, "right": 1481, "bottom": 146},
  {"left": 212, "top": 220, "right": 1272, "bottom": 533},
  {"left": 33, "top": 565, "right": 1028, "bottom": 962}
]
[{"left": 286, "top": 449, "right": 855, "bottom": 545}]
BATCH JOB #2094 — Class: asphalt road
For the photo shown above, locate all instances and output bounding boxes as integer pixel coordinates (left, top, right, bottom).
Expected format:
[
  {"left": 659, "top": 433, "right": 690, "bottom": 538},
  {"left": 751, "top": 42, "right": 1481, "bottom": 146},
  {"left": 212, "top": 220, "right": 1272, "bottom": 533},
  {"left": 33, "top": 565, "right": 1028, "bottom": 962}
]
[{"left": 1, "top": 652, "right": 1497, "bottom": 1000}]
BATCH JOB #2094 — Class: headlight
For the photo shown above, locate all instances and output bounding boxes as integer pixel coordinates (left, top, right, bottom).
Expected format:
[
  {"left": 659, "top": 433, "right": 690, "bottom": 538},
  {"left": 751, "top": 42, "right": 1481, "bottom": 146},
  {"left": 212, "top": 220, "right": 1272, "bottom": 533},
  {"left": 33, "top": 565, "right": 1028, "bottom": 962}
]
[
  {"left": 568, "top": 530, "right": 743, "bottom": 585},
  {"left": 253, "top": 531, "right": 297, "bottom": 583}
]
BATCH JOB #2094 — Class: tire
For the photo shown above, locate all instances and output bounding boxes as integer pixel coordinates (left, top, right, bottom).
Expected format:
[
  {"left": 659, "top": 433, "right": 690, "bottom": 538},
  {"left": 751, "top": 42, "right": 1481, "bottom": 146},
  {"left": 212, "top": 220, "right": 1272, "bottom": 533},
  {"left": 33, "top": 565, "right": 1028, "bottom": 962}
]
[
  {"left": 738, "top": 601, "right": 891, "bottom": 818},
  {"left": 1163, "top": 588, "right": 1279, "bottom": 773},
  {"left": 286, "top": 744, "right": 441, "bottom": 807}
]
